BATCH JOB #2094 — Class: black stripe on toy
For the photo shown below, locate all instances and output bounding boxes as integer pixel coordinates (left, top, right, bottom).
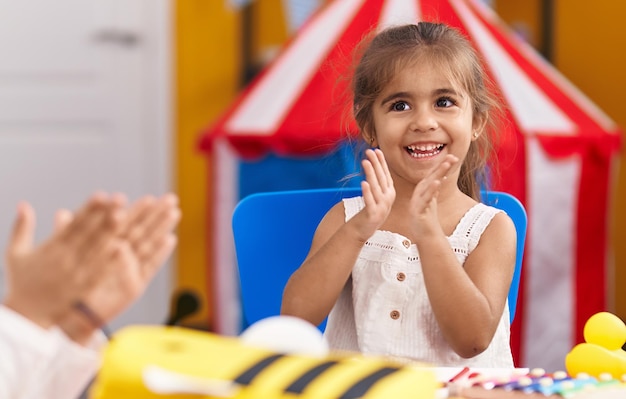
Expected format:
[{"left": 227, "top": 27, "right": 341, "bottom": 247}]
[
  {"left": 233, "top": 353, "right": 285, "bottom": 385},
  {"left": 337, "top": 367, "right": 400, "bottom": 399},
  {"left": 284, "top": 360, "right": 339, "bottom": 393}
]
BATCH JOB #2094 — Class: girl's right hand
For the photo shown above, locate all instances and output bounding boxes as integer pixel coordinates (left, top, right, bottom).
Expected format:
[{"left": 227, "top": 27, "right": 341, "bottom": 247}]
[{"left": 354, "top": 149, "right": 395, "bottom": 241}]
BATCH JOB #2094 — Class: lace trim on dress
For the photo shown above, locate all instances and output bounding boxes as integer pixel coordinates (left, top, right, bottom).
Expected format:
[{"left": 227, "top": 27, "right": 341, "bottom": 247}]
[
  {"left": 364, "top": 241, "right": 395, "bottom": 251},
  {"left": 453, "top": 203, "right": 503, "bottom": 252}
]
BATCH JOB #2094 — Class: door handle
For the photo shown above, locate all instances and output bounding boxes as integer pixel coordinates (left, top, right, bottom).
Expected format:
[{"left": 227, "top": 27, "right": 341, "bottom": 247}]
[{"left": 93, "top": 29, "right": 141, "bottom": 47}]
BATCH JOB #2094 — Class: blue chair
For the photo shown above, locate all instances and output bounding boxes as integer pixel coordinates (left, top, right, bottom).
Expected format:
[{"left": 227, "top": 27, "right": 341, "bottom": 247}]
[{"left": 232, "top": 188, "right": 527, "bottom": 331}]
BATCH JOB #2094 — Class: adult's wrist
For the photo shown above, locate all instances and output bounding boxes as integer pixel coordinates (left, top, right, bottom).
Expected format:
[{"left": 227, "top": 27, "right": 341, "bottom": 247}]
[
  {"left": 2, "top": 296, "right": 55, "bottom": 329},
  {"left": 58, "top": 306, "right": 101, "bottom": 346}
]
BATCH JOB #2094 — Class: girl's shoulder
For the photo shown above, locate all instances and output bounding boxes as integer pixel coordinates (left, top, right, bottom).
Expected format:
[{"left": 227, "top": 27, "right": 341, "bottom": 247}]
[
  {"left": 468, "top": 202, "right": 516, "bottom": 239},
  {"left": 453, "top": 202, "right": 506, "bottom": 238}
]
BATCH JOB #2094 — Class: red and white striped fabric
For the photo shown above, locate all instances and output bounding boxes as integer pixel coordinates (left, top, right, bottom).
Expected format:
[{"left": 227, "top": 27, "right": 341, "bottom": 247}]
[{"left": 200, "top": 0, "right": 622, "bottom": 371}]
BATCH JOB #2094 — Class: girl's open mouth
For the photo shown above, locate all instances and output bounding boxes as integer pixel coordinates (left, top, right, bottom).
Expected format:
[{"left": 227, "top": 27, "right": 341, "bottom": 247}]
[{"left": 406, "top": 144, "right": 445, "bottom": 158}]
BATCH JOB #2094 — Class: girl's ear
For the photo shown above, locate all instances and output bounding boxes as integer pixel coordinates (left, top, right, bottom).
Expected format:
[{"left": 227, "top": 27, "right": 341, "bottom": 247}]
[
  {"left": 370, "top": 135, "right": 377, "bottom": 148},
  {"left": 362, "top": 130, "right": 377, "bottom": 148},
  {"left": 472, "top": 112, "right": 488, "bottom": 141}
]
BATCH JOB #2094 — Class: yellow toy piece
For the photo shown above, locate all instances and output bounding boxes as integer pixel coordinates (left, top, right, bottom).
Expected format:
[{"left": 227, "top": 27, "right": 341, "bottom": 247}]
[
  {"left": 565, "top": 312, "right": 626, "bottom": 379},
  {"left": 584, "top": 312, "right": 626, "bottom": 350},
  {"left": 89, "top": 325, "right": 439, "bottom": 399}
]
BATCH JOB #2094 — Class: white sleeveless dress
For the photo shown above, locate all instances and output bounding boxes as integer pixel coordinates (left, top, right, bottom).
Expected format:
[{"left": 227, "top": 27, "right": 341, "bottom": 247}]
[{"left": 324, "top": 196, "right": 514, "bottom": 367}]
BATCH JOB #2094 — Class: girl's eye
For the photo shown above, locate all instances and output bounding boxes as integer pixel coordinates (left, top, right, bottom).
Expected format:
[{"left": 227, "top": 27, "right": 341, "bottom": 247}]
[
  {"left": 436, "top": 97, "right": 455, "bottom": 107},
  {"left": 391, "top": 101, "right": 410, "bottom": 111}
]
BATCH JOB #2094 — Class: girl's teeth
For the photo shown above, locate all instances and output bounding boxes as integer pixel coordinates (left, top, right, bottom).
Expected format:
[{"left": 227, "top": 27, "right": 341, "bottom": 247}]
[{"left": 406, "top": 144, "right": 444, "bottom": 158}]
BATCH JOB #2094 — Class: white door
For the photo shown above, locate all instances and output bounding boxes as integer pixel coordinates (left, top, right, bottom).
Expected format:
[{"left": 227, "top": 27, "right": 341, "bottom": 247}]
[{"left": 0, "top": 0, "right": 173, "bottom": 330}]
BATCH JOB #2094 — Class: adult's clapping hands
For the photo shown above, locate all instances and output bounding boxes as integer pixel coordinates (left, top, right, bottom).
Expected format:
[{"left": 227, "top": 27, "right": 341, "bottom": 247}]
[{"left": 2, "top": 192, "right": 181, "bottom": 344}]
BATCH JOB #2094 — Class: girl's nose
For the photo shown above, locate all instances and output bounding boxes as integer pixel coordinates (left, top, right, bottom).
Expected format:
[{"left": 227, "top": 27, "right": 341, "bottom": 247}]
[{"left": 410, "top": 108, "right": 438, "bottom": 132}]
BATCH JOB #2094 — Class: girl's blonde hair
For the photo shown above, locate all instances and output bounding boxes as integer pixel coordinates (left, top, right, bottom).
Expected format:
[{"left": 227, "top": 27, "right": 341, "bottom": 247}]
[{"left": 351, "top": 22, "right": 504, "bottom": 200}]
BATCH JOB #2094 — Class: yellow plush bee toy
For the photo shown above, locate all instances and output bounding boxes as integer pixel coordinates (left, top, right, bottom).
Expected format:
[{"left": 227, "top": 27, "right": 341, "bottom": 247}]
[{"left": 89, "top": 318, "right": 438, "bottom": 399}]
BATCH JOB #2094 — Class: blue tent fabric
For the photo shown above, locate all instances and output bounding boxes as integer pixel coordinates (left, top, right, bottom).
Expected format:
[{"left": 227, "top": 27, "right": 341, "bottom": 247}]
[{"left": 238, "top": 143, "right": 363, "bottom": 198}]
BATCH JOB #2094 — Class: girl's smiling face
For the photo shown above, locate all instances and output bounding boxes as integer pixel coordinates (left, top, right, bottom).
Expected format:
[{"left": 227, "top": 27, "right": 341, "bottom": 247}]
[{"left": 369, "top": 58, "right": 481, "bottom": 188}]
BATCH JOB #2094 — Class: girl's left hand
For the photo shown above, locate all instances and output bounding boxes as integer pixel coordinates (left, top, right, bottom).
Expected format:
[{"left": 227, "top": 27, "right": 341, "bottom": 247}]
[{"left": 408, "top": 154, "right": 458, "bottom": 236}]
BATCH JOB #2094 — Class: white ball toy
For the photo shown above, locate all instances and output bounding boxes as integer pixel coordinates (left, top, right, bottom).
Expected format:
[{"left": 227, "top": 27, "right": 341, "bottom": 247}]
[{"left": 239, "top": 315, "right": 329, "bottom": 356}]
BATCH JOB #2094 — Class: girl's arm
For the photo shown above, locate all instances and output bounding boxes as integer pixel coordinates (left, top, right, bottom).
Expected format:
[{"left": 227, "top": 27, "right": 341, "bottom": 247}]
[
  {"left": 280, "top": 202, "right": 363, "bottom": 325},
  {"left": 418, "top": 212, "right": 516, "bottom": 358},
  {"left": 282, "top": 149, "right": 396, "bottom": 325},
  {"left": 404, "top": 154, "right": 516, "bottom": 358}
]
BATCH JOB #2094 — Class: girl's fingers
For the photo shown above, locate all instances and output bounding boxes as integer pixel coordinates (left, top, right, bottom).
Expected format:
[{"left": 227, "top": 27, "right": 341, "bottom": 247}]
[
  {"left": 369, "top": 149, "right": 390, "bottom": 192},
  {"left": 362, "top": 150, "right": 387, "bottom": 200},
  {"left": 437, "top": 155, "right": 458, "bottom": 178},
  {"left": 362, "top": 158, "right": 394, "bottom": 212},
  {"left": 416, "top": 155, "right": 458, "bottom": 197},
  {"left": 420, "top": 179, "right": 443, "bottom": 204},
  {"left": 361, "top": 158, "right": 379, "bottom": 193},
  {"left": 377, "top": 150, "right": 394, "bottom": 189},
  {"left": 409, "top": 156, "right": 457, "bottom": 210},
  {"left": 360, "top": 181, "right": 375, "bottom": 210},
  {"left": 373, "top": 149, "right": 389, "bottom": 186}
]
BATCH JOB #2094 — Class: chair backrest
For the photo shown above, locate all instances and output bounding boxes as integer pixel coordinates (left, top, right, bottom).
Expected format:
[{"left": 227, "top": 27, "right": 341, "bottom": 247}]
[
  {"left": 481, "top": 191, "right": 527, "bottom": 322},
  {"left": 232, "top": 188, "right": 527, "bottom": 331}
]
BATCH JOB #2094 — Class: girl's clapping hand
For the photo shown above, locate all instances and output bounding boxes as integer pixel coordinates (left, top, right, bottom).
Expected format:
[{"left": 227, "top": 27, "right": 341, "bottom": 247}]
[
  {"left": 355, "top": 149, "right": 396, "bottom": 241},
  {"left": 409, "top": 154, "right": 459, "bottom": 236}
]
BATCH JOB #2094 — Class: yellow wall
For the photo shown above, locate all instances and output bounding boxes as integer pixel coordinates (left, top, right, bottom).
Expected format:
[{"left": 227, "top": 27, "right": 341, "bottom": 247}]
[
  {"left": 496, "top": 1, "right": 626, "bottom": 318},
  {"left": 175, "top": 1, "right": 241, "bottom": 329},
  {"left": 174, "top": 0, "right": 288, "bottom": 329},
  {"left": 494, "top": 0, "right": 543, "bottom": 49},
  {"left": 249, "top": 0, "right": 289, "bottom": 68}
]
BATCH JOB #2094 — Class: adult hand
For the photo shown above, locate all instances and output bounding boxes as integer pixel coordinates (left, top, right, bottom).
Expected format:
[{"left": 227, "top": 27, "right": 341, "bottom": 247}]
[
  {"left": 3, "top": 193, "right": 126, "bottom": 328},
  {"left": 59, "top": 193, "right": 181, "bottom": 343}
]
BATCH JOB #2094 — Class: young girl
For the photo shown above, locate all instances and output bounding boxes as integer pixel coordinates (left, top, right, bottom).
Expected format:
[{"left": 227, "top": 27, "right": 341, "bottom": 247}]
[{"left": 281, "top": 22, "right": 516, "bottom": 367}]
